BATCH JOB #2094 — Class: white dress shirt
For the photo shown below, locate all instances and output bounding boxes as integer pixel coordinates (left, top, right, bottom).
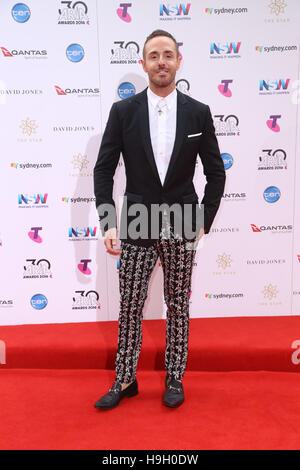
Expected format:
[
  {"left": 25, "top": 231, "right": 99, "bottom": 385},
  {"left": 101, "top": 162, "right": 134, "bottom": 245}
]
[{"left": 147, "top": 86, "right": 177, "bottom": 186}]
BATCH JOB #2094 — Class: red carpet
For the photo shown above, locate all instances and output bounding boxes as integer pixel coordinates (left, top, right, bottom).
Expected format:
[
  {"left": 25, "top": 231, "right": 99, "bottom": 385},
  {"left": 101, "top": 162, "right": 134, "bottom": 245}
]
[
  {"left": 1, "top": 369, "right": 300, "bottom": 450},
  {"left": 1, "top": 316, "right": 299, "bottom": 370},
  {"left": 0, "top": 316, "right": 300, "bottom": 449}
]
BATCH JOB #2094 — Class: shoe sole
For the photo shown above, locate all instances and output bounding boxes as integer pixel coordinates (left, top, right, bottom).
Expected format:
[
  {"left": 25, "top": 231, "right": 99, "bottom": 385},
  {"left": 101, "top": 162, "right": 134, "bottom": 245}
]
[
  {"left": 162, "top": 398, "right": 184, "bottom": 408},
  {"left": 95, "top": 389, "right": 138, "bottom": 410}
]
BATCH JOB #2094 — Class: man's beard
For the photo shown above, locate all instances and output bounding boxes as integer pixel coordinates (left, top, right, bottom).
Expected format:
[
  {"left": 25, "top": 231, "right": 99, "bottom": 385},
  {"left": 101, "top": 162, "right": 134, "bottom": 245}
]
[{"left": 150, "top": 69, "right": 175, "bottom": 88}]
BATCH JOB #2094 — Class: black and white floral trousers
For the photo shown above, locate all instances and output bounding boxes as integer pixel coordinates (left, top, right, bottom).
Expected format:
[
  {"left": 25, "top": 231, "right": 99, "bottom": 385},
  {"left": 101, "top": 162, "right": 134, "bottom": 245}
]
[{"left": 114, "top": 220, "right": 197, "bottom": 384}]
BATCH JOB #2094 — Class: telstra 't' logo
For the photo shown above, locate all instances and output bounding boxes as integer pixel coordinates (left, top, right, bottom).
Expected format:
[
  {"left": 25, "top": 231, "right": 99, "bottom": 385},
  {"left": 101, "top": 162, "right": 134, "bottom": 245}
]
[
  {"left": 78, "top": 259, "right": 92, "bottom": 275},
  {"left": 117, "top": 3, "right": 132, "bottom": 22},
  {"left": 266, "top": 115, "right": 281, "bottom": 132},
  {"left": 28, "top": 227, "right": 43, "bottom": 243},
  {"left": 218, "top": 79, "right": 233, "bottom": 97}
]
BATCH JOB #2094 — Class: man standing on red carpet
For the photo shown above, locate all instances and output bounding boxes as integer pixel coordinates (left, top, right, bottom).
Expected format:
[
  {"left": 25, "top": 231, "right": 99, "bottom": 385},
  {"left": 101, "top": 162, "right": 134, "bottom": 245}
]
[{"left": 93, "top": 30, "right": 225, "bottom": 409}]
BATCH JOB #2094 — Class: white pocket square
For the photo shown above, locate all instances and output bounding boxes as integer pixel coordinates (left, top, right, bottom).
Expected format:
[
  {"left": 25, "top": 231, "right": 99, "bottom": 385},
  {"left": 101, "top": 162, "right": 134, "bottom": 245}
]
[{"left": 188, "top": 132, "right": 202, "bottom": 138}]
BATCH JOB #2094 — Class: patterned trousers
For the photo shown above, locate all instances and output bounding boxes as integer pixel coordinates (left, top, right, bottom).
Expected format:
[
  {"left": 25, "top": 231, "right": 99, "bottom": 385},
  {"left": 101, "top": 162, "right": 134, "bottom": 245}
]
[{"left": 114, "top": 220, "right": 197, "bottom": 383}]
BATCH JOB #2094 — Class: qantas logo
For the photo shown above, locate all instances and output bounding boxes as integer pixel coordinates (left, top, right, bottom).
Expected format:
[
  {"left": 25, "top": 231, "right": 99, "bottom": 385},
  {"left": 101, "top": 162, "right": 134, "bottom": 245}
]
[
  {"left": 251, "top": 223, "right": 292, "bottom": 232},
  {"left": 1, "top": 46, "right": 47, "bottom": 57},
  {"left": 55, "top": 85, "right": 66, "bottom": 95},
  {"left": 1, "top": 47, "right": 13, "bottom": 57},
  {"left": 54, "top": 85, "right": 99, "bottom": 96},
  {"left": 251, "top": 224, "right": 261, "bottom": 232}
]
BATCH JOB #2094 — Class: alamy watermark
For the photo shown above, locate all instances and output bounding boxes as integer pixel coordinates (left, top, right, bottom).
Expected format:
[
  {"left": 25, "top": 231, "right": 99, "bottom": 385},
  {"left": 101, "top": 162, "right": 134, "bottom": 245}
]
[
  {"left": 97, "top": 197, "right": 205, "bottom": 250},
  {"left": 0, "top": 340, "right": 6, "bottom": 364},
  {"left": 291, "top": 340, "right": 300, "bottom": 365}
]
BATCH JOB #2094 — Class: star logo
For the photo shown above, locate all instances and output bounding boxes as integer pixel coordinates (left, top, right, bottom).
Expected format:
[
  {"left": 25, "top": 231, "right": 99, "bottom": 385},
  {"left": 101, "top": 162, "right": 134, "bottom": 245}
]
[
  {"left": 216, "top": 253, "right": 232, "bottom": 269},
  {"left": 72, "top": 153, "right": 89, "bottom": 172},
  {"left": 262, "top": 284, "right": 279, "bottom": 300},
  {"left": 20, "top": 118, "right": 38, "bottom": 136},
  {"left": 268, "top": 0, "right": 287, "bottom": 15}
]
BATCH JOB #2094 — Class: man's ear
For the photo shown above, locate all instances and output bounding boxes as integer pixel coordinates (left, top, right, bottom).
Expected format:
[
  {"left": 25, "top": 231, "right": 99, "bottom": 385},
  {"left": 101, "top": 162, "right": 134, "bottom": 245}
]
[
  {"left": 140, "top": 59, "right": 147, "bottom": 73},
  {"left": 176, "top": 55, "right": 182, "bottom": 71}
]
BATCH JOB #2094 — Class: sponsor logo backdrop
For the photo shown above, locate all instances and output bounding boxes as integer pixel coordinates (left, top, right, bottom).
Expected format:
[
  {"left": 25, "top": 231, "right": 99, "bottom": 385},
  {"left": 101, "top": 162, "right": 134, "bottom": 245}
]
[{"left": 0, "top": 0, "right": 300, "bottom": 325}]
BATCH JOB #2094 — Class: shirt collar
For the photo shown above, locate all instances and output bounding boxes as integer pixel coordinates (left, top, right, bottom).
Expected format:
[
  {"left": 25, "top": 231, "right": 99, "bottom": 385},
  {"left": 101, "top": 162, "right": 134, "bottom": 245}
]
[{"left": 147, "top": 86, "right": 177, "bottom": 111}]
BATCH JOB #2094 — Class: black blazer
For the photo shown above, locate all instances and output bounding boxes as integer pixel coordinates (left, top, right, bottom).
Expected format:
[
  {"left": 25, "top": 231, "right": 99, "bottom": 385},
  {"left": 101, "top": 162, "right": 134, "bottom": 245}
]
[{"left": 93, "top": 87, "right": 226, "bottom": 247}]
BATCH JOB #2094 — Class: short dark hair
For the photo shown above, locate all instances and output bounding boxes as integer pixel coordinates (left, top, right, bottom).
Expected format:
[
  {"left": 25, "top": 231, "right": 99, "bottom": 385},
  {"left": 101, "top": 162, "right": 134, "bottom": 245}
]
[{"left": 143, "top": 29, "right": 179, "bottom": 59}]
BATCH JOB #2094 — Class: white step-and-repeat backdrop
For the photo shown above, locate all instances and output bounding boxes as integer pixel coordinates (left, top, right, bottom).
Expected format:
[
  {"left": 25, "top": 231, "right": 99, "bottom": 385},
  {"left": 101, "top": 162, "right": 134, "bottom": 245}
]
[{"left": 0, "top": 0, "right": 300, "bottom": 325}]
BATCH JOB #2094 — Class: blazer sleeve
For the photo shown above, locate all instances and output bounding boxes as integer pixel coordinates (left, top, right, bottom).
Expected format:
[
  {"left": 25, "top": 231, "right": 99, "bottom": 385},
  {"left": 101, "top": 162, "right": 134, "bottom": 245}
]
[
  {"left": 93, "top": 102, "right": 122, "bottom": 236},
  {"left": 198, "top": 105, "right": 226, "bottom": 234}
]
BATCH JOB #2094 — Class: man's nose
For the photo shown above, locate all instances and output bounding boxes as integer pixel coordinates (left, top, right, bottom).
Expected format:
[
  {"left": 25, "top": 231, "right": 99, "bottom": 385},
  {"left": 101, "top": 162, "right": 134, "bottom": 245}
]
[{"left": 158, "top": 56, "right": 166, "bottom": 66}]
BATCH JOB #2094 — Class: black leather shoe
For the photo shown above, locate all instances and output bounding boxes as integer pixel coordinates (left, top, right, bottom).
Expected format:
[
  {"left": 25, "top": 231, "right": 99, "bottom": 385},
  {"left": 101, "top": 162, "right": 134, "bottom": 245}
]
[
  {"left": 163, "top": 377, "right": 184, "bottom": 408},
  {"left": 94, "top": 379, "right": 138, "bottom": 410}
]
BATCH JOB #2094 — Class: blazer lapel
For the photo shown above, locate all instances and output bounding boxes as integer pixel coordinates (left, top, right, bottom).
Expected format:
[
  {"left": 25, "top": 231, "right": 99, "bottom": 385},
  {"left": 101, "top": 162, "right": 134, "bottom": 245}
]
[
  {"left": 137, "top": 89, "right": 162, "bottom": 185},
  {"left": 163, "top": 90, "right": 187, "bottom": 188}
]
